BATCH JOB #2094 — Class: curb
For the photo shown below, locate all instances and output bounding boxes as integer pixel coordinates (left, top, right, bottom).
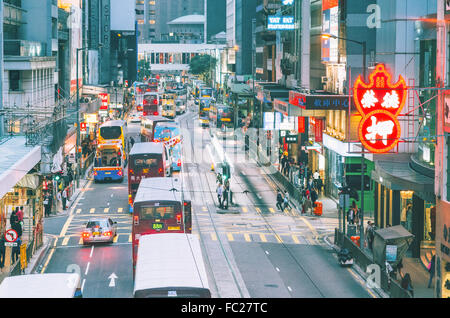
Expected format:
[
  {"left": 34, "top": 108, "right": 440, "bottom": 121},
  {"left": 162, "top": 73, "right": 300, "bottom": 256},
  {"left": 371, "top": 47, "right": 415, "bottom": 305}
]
[
  {"left": 27, "top": 235, "right": 55, "bottom": 275},
  {"left": 323, "top": 235, "right": 389, "bottom": 298}
]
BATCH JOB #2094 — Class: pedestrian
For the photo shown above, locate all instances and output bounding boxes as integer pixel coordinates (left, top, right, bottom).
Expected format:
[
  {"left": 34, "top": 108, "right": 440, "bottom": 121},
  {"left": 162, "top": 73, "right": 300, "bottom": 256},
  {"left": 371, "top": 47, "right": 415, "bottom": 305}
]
[
  {"left": 16, "top": 206, "right": 24, "bottom": 223},
  {"left": 347, "top": 202, "right": 356, "bottom": 225},
  {"left": 283, "top": 191, "right": 290, "bottom": 212},
  {"left": 0, "top": 234, "right": 5, "bottom": 271},
  {"left": 311, "top": 188, "right": 318, "bottom": 206},
  {"left": 276, "top": 190, "right": 284, "bottom": 211},
  {"left": 223, "top": 184, "right": 229, "bottom": 210},
  {"left": 44, "top": 193, "right": 52, "bottom": 217},
  {"left": 401, "top": 273, "right": 414, "bottom": 297},
  {"left": 313, "top": 170, "right": 320, "bottom": 181},
  {"left": 61, "top": 189, "right": 67, "bottom": 210},
  {"left": 216, "top": 173, "right": 223, "bottom": 185},
  {"left": 130, "top": 136, "right": 135, "bottom": 147},
  {"left": 303, "top": 188, "right": 312, "bottom": 214},
  {"left": 11, "top": 236, "right": 21, "bottom": 264},
  {"left": 316, "top": 177, "right": 323, "bottom": 196},
  {"left": 365, "top": 221, "right": 375, "bottom": 251},
  {"left": 216, "top": 183, "right": 224, "bottom": 209},
  {"left": 281, "top": 155, "right": 287, "bottom": 173},
  {"left": 10, "top": 208, "right": 22, "bottom": 238},
  {"left": 285, "top": 160, "right": 291, "bottom": 177},
  {"left": 427, "top": 254, "right": 436, "bottom": 288}
]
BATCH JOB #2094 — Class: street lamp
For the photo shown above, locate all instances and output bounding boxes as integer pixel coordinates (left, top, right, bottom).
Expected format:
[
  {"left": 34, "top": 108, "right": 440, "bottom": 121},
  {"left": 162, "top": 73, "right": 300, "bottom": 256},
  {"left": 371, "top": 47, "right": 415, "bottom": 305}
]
[
  {"left": 322, "top": 32, "right": 367, "bottom": 246},
  {"left": 76, "top": 43, "right": 102, "bottom": 187}
]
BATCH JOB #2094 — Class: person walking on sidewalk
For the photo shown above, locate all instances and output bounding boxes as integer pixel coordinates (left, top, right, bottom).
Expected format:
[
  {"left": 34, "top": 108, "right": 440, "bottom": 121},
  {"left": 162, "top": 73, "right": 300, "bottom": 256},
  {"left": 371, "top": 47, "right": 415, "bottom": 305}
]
[
  {"left": 11, "top": 236, "right": 21, "bottom": 264},
  {"left": 303, "top": 189, "right": 312, "bottom": 214},
  {"left": 0, "top": 234, "right": 5, "bottom": 271},
  {"left": 43, "top": 193, "right": 52, "bottom": 217},
  {"left": 62, "top": 188, "right": 67, "bottom": 211},
  {"left": 276, "top": 190, "right": 284, "bottom": 211},
  {"left": 401, "top": 273, "right": 414, "bottom": 297},
  {"left": 427, "top": 254, "right": 436, "bottom": 288},
  {"left": 283, "top": 191, "right": 290, "bottom": 212},
  {"left": 216, "top": 183, "right": 224, "bottom": 209},
  {"left": 310, "top": 188, "right": 318, "bottom": 214}
]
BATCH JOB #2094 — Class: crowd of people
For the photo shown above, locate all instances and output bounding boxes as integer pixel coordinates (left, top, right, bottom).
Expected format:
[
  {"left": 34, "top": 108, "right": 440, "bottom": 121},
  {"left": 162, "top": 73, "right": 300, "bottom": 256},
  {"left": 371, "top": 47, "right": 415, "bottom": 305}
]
[{"left": 216, "top": 173, "right": 231, "bottom": 209}]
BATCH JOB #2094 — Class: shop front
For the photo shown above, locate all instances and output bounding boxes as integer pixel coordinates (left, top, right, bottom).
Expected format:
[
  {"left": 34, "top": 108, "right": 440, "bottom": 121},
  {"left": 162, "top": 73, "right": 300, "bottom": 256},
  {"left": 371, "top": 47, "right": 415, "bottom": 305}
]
[
  {"left": 371, "top": 157, "right": 435, "bottom": 259},
  {"left": 436, "top": 199, "right": 450, "bottom": 298}
]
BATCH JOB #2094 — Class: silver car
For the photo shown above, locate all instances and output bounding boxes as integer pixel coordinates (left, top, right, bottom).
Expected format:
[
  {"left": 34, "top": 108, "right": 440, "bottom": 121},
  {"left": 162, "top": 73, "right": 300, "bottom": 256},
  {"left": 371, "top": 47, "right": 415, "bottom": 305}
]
[{"left": 82, "top": 218, "right": 117, "bottom": 244}]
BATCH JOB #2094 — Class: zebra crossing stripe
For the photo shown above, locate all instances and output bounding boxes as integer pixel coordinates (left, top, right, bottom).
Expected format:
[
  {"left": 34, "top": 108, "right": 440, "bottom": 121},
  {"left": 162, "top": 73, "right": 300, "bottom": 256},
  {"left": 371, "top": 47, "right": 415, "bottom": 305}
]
[
  {"left": 292, "top": 235, "right": 300, "bottom": 244},
  {"left": 259, "top": 234, "right": 267, "bottom": 242},
  {"left": 79, "top": 237, "right": 83, "bottom": 245},
  {"left": 227, "top": 233, "right": 234, "bottom": 241},
  {"left": 113, "top": 235, "right": 118, "bottom": 243},
  {"left": 118, "top": 208, "right": 123, "bottom": 213},
  {"left": 255, "top": 207, "right": 261, "bottom": 213},
  {"left": 76, "top": 209, "right": 82, "bottom": 214},
  {"left": 269, "top": 208, "right": 275, "bottom": 213},
  {"left": 211, "top": 233, "right": 217, "bottom": 241},
  {"left": 62, "top": 237, "right": 70, "bottom": 246},
  {"left": 244, "top": 233, "right": 251, "bottom": 242},
  {"left": 242, "top": 207, "right": 248, "bottom": 213},
  {"left": 202, "top": 206, "right": 207, "bottom": 212},
  {"left": 90, "top": 208, "right": 95, "bottom": 213},
  {"left": 274, "top": 234, "right": 283, "bottom": 243},
  {"left": 128, "top": 234, "right": 132, "bottom": 242},
  {"left": 104, "top": 208, "right": 109, "bottom": 213}
]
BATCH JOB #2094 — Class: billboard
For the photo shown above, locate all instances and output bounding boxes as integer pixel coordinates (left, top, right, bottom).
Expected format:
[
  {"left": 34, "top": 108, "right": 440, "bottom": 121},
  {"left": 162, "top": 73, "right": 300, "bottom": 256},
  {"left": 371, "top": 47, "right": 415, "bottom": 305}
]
[
  {"left": 69, "top": 4, "right": 82, "bottom": 94},
  {"left": 110, "top": 0, "right": 135, "bottom": 31},
  {"left": 267, "top": 16, "right": 295, "bottom": 30},
  {"left": 322, "top": 0, "right": 338, "bottom": 63}
]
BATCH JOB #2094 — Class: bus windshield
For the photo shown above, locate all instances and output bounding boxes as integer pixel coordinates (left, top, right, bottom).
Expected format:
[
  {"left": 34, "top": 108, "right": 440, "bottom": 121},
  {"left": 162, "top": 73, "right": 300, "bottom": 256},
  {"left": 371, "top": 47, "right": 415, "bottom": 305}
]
[
  {"left": 200, "top": 88, "right": 212, "bottom": 97},
  {"left": 100, "top": 126, "right": 122, "bottom": 140},
  {"left": 140, "top": 206, "right": 175, "bottom": 219}
]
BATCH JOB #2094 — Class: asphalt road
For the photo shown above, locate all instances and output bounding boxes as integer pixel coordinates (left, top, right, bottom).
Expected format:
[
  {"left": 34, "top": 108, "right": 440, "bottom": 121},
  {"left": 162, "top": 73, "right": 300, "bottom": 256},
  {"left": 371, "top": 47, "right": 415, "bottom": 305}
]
[{"left": 37, "top": 98, "right": 373, "bottom": 298}]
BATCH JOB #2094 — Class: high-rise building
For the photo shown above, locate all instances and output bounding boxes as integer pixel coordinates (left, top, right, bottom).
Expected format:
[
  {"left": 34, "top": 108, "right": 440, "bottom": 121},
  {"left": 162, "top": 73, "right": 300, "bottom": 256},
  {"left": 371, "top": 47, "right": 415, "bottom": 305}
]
[
  {"left": 136, "top": 0, "right": 204, "bottom": 43},
  {"left": 205, "top": 0, "right": 226, "bottom": 43}
]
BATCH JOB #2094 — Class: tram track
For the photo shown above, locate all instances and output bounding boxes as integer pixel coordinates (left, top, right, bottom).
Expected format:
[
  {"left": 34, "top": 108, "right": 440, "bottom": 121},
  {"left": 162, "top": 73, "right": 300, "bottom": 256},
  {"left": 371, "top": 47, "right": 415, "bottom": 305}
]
[{"left": 179, "top": 110, "right": 248, "bottom": 298}]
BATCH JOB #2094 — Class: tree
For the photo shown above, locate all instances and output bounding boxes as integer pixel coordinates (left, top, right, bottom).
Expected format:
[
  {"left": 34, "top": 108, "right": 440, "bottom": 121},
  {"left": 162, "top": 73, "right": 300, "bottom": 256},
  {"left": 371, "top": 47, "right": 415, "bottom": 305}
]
[
  {"left": 138, "top": 59, "right": 151, "bottom": 82},
  {"left": 189, "top": 54, "right": 217, "bottom": 85}
]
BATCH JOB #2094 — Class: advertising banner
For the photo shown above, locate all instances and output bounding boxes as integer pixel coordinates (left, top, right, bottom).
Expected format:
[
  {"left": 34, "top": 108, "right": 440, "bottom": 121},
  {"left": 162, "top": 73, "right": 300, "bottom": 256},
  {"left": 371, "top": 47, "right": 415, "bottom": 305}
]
[
  {"left": 444, "top": 91, "right": 450, "bottom": 133},
  {"left": 322, "top": 0, "right": 339, "bottom": 63}
]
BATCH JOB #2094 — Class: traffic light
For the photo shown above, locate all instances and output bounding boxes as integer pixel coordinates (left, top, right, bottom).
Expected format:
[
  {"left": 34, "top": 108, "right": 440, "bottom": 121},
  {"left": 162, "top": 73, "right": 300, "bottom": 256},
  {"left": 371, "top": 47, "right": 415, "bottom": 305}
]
[{"left": 222, "top": 162, "right": 230, "bottom": 181}]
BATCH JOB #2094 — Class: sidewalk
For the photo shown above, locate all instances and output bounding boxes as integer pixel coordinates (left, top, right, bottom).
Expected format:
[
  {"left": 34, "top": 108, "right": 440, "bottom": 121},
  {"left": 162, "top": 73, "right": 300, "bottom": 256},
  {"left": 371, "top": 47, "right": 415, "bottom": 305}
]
[{"left": 402, "top": 257, "right": 434, "bottom": 298}]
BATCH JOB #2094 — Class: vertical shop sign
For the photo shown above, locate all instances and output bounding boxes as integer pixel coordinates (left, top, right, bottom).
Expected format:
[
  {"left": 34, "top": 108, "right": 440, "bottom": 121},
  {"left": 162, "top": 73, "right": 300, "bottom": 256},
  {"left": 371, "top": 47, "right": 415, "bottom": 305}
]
[
  {"left": 353, "top": 64, "right": 407, "bottom": 153},
  {"left": 322, "top": 0, "right": 339, "bottom": 63},
  {"left": 444, "top": 91, "right": 450, "bottom": 133},
  {"left": 314, "top": 118, "right": 324, "bottom": 143},
  {"left": 298, "top": 117, "right": 305, "bottom": 133}
]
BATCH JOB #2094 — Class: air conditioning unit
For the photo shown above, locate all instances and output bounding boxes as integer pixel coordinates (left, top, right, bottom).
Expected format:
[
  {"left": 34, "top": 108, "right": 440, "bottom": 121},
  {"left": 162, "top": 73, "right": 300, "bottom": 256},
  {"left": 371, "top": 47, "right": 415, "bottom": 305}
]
[{"left": 321, "top": 76, "right": 329, "bottom": 83}]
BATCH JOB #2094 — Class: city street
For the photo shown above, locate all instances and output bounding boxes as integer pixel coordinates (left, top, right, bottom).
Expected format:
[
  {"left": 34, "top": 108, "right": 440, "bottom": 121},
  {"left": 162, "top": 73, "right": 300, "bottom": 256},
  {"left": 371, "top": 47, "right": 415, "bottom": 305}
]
[{"left": 37, "top": 102, "right": 373, "bottom": 298}]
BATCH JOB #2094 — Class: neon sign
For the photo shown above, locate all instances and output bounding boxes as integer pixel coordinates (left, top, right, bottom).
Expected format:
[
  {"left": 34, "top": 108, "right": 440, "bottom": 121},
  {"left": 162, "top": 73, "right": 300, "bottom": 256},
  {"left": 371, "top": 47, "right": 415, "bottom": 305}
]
[{"left": 353, "top": 64, "right": 407, "bottom": 153}]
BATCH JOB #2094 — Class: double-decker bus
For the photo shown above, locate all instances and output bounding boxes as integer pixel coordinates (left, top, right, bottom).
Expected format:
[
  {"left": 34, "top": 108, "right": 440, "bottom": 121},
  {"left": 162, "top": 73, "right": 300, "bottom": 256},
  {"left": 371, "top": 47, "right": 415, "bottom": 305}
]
[
  {"left": 131, "top": 177, "right": 192, "bottom": 268},
  {"left": 128, "top": 142, "right": 172, "bottom": 213},
  {"left": 198, "top": 98, "right": 212, "bottom": 127},
  {"left": 133, "top": 234, "right": 211, "bottom": 298},
  {"left": 140, "top": 115, "right": 174, "bottom": 142},
  {"left": 199, "top": 86, "right": 213, "bottom": 99},
  {"left": 135, "top": 83, "right": 149, "bottom": 111},
  {"left": 209, "top": 103, "right": 234, "bottom": 129},
  {"left": 161, "top": 93, "right": 176, "bottom": 118},
  {"left": 142, "top": 92, "right": 160, "bottom": 117},
  {"left": 147, "top": 78, "right": 159, "bottom": 92},
  {"left": 153, "top": 121, "right": 182, "bottom": 171},
  {"left": 93, "top": 142, "right": 125, "bottom": 183},
  {"left": 98, "top": 120, "right": 128, "bottom": 155}
]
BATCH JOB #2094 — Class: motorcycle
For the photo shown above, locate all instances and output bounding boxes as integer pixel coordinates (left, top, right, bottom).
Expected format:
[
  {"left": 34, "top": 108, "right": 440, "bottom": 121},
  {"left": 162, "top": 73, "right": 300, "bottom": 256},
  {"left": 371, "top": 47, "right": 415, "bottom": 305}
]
[{"left": 338, "top": 248, "right": 354, "bottom": 267}]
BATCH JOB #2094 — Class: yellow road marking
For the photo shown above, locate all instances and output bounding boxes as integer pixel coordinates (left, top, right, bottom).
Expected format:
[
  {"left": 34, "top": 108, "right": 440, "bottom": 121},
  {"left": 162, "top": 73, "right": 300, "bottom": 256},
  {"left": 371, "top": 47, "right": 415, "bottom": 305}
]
[
  {"left": 62, "top": 237, "right": 70, "bottom": 246},
  {"left": 242, "top": 207, "right": 248, "bottom": 213},
  {"left": 292, "top": 235, "right": 300, "bottom": 244},
  {"left": 90, "top": 208, "right": 95, "bottom": 213},
  {"left": 118, "top": 208, "right": 123, "bottom": 213},
  {"left": 60, "top": 214, "right": 74, "bottom": 238},
  {"left": 128, "top": 234, "right": 132, "bottom": 242},
  {"left": 300, "top": 216, "right": 319, "bottom": 237},
  {"left": 255, "top": 207, "right": 261, "bottom": 213},
  {"left": 347, "top": 268, "right": 377, "bottom": 298},
  {"left": 274, "top": 234, "right": 283, "bottom": 243},
  {"left": 259, "top": 234, "right": 267, "bottom": 242},
  {"left": 227, "top": 233, "right": 234, "bottom": 241},
  {"left": 76, "top": 209, "right": 82, "bottom": 214},
  {"left": 104, "top": 208, "right": 109, "bottom": 213},
  {"left": 244, "top": 233, "right": 251, "bottom": 242},
  {"left": 269, "top": 208, "right": 275, "bottom": 213},
  {"left": 211, "top": 233, "right": 217, "bottom": 241},
  {"left": 202, "top": 206, "right": 208, "bottom": 211},
  {"left": 79, "top": 237, "right": 83, "bottom": 245},
  {"left": 113, "top": 235, "right": 118, "bottom": 243}
]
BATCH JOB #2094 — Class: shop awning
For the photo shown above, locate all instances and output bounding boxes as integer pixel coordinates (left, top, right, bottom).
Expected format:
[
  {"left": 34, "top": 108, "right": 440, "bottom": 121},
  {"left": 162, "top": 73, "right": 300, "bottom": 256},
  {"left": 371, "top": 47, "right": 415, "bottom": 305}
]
[
  {"left": 0, "top": 136, "right": 41, "bottom": 199},
  {"left": 371, "top": 159, "right": 435, "bottom": 203}
]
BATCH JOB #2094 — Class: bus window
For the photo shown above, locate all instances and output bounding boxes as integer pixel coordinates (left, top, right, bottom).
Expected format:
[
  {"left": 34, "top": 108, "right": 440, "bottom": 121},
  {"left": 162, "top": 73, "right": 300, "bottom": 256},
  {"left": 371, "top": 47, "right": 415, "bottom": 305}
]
[{"left": 141, "top": 206, "right": 175, "bottom": 220}]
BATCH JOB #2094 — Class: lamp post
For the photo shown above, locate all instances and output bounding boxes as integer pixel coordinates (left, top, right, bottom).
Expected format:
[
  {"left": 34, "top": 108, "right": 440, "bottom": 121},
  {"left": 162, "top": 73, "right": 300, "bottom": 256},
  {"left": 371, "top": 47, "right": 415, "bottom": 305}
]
[
  {"left": 76, "top": 47, "right": 88, "bottom": 188},
  {"left": 322, "top": 33, "right": 367, "bottom": 246}
]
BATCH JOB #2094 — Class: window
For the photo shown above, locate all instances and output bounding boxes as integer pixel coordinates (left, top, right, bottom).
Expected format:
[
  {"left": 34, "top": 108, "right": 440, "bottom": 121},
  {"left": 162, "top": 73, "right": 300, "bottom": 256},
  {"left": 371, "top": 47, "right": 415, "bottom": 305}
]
[
  {"left": 9, "top": 70, "right": 20, "bottom": 91},
  {"left": 140, "top": 206, "right": 175, "bottom": 219}
]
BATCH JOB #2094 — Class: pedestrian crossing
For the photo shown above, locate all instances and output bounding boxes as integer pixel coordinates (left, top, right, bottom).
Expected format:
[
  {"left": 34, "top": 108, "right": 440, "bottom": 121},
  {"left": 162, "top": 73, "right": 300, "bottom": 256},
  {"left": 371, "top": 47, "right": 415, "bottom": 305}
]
[
  {"left": 195, "top": 204, "right": 299, "bottom": 217},
  {"left": 54, "top": 230, "right": 319, "bottom": 247},
  {"left": 74, "top": 207, "right": 129, "bottom": 214}
]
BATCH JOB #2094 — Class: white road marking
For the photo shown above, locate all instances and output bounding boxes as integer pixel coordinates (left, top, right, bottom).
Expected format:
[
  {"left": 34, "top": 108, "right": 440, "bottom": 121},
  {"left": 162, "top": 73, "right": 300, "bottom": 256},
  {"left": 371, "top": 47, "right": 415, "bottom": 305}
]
[
  {"left": 287, "top": 286, "right": 292, "bottom": 292},
  {"left": 85, "top": 262, "right": 90, "bottom": 275},
  {"left": 81, "top": 279, "right": 86, "bottom": 293},
  {"left": 265, "top": 250, "right": 269, "bottom": 255},
  {"left": 89, "top": 246, "right": 94, "bottom": 258},
  {"left": 275, "top": 267, "right": 280, "bottom": 272}
]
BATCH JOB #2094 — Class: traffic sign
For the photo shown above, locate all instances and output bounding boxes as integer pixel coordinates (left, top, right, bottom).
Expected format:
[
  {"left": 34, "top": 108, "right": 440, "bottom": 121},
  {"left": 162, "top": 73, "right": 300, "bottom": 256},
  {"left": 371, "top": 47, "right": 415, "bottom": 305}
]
[{"left": 5, "top": 229, "right": 18, "bottom": 243}]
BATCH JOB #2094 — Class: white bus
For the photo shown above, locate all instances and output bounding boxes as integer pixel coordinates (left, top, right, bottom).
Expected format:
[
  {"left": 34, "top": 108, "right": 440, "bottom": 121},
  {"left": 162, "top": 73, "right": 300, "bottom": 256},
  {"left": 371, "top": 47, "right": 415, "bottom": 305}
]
[
  {"left": 0, "top": 273, "right": 82, "bottom": 298},
  {"left": 133, "top": 233, "right": 211, "bottom": 298}
]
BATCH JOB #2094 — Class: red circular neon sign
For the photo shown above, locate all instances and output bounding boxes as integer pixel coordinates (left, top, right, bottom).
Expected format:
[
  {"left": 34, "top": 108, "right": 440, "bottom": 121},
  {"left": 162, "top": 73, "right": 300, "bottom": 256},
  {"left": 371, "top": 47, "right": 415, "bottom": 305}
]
[{"left": 353, "top": 64, "right": 407, "bottom": 153}]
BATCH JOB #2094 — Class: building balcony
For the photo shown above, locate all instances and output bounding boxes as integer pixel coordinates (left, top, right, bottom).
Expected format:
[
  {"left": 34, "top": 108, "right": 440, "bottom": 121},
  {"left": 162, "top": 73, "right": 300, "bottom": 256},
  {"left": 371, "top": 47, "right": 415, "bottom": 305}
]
[
  {"left": 4, "top": 40, "right": 47, "bottom": 57},
  {"left": 3, "top": 1, "right": 26, "bottom": 26}
]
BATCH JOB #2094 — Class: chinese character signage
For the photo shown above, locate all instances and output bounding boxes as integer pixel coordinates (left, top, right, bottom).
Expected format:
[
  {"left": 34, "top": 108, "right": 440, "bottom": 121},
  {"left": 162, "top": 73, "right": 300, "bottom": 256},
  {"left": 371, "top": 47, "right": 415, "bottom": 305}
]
[
  {"left": 267, "top": 16, "right": 295, "bottom": 30},
  {"left": 322, "top": 0, "right": 339, "bottom": 63},
  {"left": 99, "top": 93, "right": 109, "bottom": 110},
  {"left": 353, "top": 64, "right": 407, "bottom": 153},
  {"left": 444, "top": 91, "right": 450, "bottom": 133},
  {"left": 289, "top": 91, "right": 350, "bottom": 110}
]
